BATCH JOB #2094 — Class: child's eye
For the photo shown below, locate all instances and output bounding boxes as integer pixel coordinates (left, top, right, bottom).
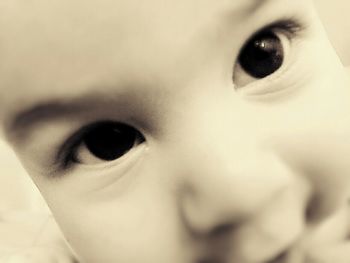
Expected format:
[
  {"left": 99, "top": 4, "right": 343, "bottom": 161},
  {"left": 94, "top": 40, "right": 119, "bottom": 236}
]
[
  {"left": 233, "top": 20, "right": 301, "bottom": 88},
  {"left": 239, "top": 30, "right": 285, "bottom": 78},
  {"left": 63, "top": 122, "right": 145, "bottom": 167}
]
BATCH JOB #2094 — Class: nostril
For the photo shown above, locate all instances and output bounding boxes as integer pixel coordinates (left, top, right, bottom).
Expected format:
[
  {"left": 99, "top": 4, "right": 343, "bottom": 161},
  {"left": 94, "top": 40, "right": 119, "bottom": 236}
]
[
  {"left": 305, "top": 195, "right": 318, "bottom": 222},
  {"left": 210, "top": 224, "right": 233, "bottom": 238},
  {"left": 194, "top": 224, "right": 234, "bottom": 263},
  {"left": 305, "top": 192, "right": 335, "bottom": 223}
]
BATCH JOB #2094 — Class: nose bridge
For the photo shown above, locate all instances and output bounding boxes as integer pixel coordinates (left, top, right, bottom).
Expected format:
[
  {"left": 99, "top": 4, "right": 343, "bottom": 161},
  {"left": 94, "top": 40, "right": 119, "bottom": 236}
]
[{"left": 174, "top": 113, "right": 292, "bottom": 235}]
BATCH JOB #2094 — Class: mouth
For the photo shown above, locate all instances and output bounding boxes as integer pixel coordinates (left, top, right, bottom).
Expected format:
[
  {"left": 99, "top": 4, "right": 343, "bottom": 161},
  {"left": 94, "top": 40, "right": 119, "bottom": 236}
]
[{"left": 266, "top": 251, "right": 288, "bottom": 263}]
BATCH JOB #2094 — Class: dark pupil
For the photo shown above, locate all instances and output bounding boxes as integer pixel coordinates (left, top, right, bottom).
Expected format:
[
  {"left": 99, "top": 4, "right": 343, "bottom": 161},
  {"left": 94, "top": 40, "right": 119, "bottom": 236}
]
[
  {"left": 84, "top": 123, "right": 139, "bottom": 161},
  {"left": 238, "top": 31, "right": 284, "bottom": 78}
]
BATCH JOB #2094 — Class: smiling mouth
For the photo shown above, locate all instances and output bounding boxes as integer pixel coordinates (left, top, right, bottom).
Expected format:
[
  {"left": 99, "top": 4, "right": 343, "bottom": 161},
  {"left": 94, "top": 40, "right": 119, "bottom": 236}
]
[{"left": 266, "top": 251, "right": 288, "bottom": 263}]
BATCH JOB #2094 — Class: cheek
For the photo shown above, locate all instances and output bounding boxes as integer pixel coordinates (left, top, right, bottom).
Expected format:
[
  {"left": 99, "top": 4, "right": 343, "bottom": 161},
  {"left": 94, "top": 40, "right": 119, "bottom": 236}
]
[
  {"left": 268, "top": 72, "right": 350, "bottom": 218},
  {"left": 33, "top": 167, "right": 191, "bottom": 263}
]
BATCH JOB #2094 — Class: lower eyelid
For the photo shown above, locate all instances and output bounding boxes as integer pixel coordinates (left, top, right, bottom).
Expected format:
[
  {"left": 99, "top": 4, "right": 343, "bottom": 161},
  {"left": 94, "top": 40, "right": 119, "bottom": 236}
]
[
  {"left": 239, "top": 46, "right": 306, "bottom": 100},
  {"left": 50, "top": 141, "right": 148, "bottom": 179},
  {"left": 74, "top": 133, "right": 145, "bottom": 166},
  {"left": 71, "top": 142, "right": 148, "bottom": 175}
]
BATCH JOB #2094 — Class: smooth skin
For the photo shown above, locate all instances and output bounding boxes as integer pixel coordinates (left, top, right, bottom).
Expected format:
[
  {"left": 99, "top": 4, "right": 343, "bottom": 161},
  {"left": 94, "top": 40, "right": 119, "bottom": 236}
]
[{"left": 0, "top": 0, "right": 350, "bottom": 262}]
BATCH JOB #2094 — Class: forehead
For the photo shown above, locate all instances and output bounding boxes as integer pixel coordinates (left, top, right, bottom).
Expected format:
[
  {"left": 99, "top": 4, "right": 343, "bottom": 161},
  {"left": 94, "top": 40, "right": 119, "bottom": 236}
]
[
  {"left": 0, "top": 0, "right": 263, "bottom": 78},
  {"left": 0, "top": 0, "right": 308, "bottom": 135}
]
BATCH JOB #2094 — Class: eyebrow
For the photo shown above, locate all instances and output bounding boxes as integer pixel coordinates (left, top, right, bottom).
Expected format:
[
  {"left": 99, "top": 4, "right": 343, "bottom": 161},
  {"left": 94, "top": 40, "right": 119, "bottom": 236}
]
[{"left": 7, "top": 94, "right": 108, "bottom": 142}]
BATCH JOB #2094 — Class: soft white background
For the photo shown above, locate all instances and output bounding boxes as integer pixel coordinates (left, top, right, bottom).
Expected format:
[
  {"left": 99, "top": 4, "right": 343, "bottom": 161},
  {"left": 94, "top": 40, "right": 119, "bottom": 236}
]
[{"left": 0, "top": 0, "right": 349, "bottom": 212}]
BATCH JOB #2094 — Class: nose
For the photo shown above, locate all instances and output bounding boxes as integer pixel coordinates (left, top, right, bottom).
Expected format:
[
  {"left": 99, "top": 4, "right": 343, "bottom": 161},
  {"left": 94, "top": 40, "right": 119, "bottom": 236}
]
[{"left": 173, "top": 125, "right": 294, "bottom": 237}]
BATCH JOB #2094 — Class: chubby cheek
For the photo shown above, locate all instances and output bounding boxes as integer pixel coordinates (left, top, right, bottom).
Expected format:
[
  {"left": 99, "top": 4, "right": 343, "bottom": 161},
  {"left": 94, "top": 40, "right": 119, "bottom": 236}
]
[
  {"left": 35, "top": 167, "right": 192, "bottom": 263},
  {"left": 269, "top": 70, "right": 350, "bottom": 220},
  {"left": 63, "top": 203, "right": 183, "bottom": 263}
]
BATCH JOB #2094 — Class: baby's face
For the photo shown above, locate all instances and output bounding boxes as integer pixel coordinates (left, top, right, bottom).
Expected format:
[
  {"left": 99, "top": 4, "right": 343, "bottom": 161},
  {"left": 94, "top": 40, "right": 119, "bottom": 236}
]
[{"left": 1, "top": 0, "right": 350, "bottom": 262}]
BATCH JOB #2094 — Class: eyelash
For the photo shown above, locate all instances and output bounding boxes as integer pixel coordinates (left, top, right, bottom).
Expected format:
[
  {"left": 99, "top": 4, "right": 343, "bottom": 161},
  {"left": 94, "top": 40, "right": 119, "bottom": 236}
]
[
  {"left": 55, "top": 121, "right": 113, "bottom": 170},
  {"left": 256, "top": 18, "right": 304, "bottom": 39},
  {"left": 55, "top": 123, "right": 91, "bottom": 170}
]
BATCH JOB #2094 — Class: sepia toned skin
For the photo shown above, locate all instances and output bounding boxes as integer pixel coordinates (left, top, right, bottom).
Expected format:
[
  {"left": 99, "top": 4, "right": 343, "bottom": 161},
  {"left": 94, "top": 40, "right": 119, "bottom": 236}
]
[{"left": 0, "top": 0, "right": 350, "bottom": 262}]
